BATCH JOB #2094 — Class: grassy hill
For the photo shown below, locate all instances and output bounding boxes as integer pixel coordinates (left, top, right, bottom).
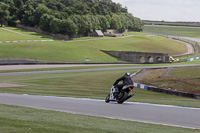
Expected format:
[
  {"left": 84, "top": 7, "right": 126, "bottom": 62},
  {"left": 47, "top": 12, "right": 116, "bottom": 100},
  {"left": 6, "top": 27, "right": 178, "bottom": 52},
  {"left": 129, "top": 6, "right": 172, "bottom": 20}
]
[
  {"left": 144, "top": 25, "right": 200, "bottom": 39},
  {"left": 0, "top": 27, "right": 187, "bottom": 63}
]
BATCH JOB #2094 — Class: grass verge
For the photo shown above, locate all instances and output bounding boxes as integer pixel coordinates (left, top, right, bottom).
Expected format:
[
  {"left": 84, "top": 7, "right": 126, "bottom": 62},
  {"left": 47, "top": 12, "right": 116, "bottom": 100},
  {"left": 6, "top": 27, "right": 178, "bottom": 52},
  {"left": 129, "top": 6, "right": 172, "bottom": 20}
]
[
  {"left": 142, "top": 66, "right": 200, "bottom": 94},
  {"left": 0, "top": 104, "right": 200, "bottom": 133}
]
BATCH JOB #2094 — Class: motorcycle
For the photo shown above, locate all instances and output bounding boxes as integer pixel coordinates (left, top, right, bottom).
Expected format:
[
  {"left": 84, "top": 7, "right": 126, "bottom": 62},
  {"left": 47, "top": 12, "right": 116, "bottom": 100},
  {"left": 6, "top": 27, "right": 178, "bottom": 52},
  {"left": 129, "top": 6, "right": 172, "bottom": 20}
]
[{"left": 105, "top": 85, "right": 134, "bottom": 104}]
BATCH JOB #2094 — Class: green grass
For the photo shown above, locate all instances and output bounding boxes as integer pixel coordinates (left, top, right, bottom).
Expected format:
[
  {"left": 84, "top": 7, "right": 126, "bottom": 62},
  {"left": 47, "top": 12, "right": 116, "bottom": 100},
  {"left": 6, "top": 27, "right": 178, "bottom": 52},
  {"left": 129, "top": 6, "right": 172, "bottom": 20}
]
[
  {"left": 82, "top": 35, "right": 187, "bottom": 55},
  {"left": 0, "top": 32, "right": 187, "bottom": 63},
  {"left": 170, "top": 66, "right": 200, "bottom": 77},
  {"left": 0, "top": 69, "right": 200, "bottom": 108},
  {"left": 0, "top": 28, "right": 50, "bottom": 41},
  {"left": 144, "top": 25, "right": 200, "bottom": 39},
  {"left": 0, "top": 41, "right": 123, "bottom": 63},
  {"left": 0, "top": 26, "right": 189, "bottom": 63},
  {"left": 142, "top": 66, "right": 200, "bottom": 95},
  {"left": 1, "top": 104, "right": 199, "bottom": 133},
  {"left": 169, "top": 66, "right": 200, "bottom": 93},
  {"left": 5, "top": 27, "right": 54, "bottom": 39}
]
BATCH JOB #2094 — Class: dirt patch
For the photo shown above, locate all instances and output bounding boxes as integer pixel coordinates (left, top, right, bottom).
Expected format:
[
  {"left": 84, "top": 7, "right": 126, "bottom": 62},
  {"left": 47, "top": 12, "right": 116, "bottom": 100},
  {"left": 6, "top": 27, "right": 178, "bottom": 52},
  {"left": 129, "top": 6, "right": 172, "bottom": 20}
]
[
  {"left": 132, "top": 69, "right": 154, "bottom": 83},
  {"left": 0, "top": 83, "right": 27, "bottom": 88}
]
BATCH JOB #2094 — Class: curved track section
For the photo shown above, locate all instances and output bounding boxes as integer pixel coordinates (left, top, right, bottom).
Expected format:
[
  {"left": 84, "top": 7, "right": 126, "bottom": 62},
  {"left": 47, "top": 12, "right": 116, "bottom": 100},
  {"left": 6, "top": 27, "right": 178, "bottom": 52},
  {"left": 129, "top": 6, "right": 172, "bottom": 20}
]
[{"left": 0, "top": 93, "right": 200, "bottom": 129}]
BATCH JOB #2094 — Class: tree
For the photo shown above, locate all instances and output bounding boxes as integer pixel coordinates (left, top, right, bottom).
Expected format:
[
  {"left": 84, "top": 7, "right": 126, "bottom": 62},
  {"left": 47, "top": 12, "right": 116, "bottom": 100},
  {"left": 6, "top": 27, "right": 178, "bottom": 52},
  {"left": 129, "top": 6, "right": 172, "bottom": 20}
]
[
  {"left": 65, "top": 18, "right": 78, "bottom": 36},
  {"left": 0, "top": 0, "right": 143, "bottom": 34},
  {"left": 22, "top": 4, "right": 35, "bottom": 26},
  {"left": 70, "top": 15, "right": 87, "bottom": 34},
  {"left": 110, "top": 14, "right": 122, "bottom": 32},
  {"left": 59, "top": 18, "right": 78, "bottom": 36},
  {"left": 83, "top": 15, "right": 93, "bottom": 33},
  {"left": 39, "top": 14, "right": 54, "bottom": 32},
  {"left": 98, "top": 15, "right": 110, "bottom": 32},
  {"left": 0, "top": 2, "right": 10, "bottom": 26},
  {"left": 49, "top": 18, "right": 61, "bottom": 33},
  {"left": 33, "top": 4, "right": 49, "bottom": 26}
]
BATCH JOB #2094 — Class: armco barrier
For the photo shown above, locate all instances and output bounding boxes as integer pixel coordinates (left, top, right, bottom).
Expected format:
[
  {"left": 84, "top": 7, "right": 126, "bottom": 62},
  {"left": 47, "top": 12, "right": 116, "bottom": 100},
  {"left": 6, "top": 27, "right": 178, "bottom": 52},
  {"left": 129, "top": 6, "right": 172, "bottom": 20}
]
[{"left": 131, "top": 71, "right": 200, "bottom": 99}]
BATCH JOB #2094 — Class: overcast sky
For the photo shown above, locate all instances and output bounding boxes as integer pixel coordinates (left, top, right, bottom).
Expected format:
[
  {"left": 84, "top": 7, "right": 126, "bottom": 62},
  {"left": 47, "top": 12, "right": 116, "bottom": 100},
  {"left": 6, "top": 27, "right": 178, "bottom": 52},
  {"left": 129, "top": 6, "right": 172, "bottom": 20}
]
[{"left": 112, "top": 0, "right": 200, "bottom": 22}]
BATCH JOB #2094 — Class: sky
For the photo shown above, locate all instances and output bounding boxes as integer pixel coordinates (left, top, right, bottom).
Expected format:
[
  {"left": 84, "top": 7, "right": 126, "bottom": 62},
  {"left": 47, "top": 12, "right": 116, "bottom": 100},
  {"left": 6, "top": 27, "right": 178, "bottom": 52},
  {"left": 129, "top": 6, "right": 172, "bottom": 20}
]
[{"left": 112, "top": 0, "right": 200, "bottom": 22}]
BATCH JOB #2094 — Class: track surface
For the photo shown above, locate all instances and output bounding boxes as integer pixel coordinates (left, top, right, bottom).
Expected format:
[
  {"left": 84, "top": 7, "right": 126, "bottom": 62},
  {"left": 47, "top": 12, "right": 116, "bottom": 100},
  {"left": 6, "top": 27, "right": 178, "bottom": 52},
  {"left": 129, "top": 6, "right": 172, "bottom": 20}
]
[
  {"left": 0, "top": 93, "right": 200, "bottom": 129},
  {"left": 1, "top": 64, "right": 200, "bottom": 76}
]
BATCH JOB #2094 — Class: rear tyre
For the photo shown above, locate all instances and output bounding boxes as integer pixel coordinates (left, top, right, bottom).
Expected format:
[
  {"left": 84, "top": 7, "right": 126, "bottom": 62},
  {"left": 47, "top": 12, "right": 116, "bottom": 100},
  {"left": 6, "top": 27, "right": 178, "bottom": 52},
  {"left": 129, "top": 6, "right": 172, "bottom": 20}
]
[
  {"left": 117, "top": 92, "right": 128, "bottom": 104},
  {"left": 105, "top": 94, "right": 110, "bottom": 103}
]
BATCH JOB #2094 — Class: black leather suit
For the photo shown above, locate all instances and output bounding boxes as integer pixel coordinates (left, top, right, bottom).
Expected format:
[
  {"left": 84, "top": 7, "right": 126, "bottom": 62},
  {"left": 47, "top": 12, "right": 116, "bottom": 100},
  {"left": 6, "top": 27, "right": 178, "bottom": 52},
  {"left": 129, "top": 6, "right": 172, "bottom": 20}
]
[{"left": 113, "top": 73, "right": 133, "bottom": 92}]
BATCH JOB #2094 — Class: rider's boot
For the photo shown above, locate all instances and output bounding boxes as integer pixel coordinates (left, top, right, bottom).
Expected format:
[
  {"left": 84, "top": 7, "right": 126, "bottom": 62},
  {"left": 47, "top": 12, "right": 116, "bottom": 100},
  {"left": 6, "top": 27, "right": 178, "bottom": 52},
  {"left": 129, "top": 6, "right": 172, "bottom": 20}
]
[{"left": 126, "top": 94, "right": 134, "bottom": 100}]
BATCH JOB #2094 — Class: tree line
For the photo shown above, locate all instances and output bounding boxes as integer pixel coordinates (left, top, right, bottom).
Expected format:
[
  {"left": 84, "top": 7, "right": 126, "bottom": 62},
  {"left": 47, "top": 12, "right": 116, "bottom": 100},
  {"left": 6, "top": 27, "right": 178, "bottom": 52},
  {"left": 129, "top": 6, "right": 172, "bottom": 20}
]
[{"left": 0, "top": 0, "right": 143, "bottom": 36}]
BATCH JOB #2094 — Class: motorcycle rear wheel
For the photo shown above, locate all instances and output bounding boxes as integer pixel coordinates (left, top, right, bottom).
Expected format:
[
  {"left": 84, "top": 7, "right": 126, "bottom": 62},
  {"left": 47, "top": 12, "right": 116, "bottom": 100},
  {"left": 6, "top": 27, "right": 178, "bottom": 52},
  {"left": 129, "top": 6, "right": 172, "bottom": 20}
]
[{"left": 117, "top": 92, "right": 128, "bottom": 104}]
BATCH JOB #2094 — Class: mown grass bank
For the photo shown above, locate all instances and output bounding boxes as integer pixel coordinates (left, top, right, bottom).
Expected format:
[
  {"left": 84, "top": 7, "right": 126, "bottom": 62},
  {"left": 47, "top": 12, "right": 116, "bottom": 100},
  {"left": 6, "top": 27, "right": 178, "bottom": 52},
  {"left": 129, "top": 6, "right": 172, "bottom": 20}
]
[
  {"left": 0, "top": 28, "right": 50, "bottom": 41},
  {"left": 4, "top": 27, "right": 53, "bottom": 39},
  {"left": 0, "top": 30, "right": 187, "bottom": 63},
  {"left": 1, "top": 104, "right": 199, "bottom": 133}
]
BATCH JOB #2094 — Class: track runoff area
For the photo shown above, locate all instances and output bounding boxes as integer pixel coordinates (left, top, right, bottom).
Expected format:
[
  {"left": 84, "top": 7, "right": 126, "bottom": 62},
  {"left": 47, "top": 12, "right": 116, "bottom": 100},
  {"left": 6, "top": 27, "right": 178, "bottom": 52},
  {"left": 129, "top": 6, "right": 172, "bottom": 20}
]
[{"left": 1, "top": 64, "right": 200, "bottom": 129}]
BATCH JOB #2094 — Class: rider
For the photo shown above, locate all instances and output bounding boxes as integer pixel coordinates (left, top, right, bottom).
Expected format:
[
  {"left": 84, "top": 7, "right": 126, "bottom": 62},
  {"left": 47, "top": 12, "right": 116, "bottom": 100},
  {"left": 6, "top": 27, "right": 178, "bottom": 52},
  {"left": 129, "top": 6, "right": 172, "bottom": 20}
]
[{"left": 113, "top": 72, "right": 133, "bottom": 94}]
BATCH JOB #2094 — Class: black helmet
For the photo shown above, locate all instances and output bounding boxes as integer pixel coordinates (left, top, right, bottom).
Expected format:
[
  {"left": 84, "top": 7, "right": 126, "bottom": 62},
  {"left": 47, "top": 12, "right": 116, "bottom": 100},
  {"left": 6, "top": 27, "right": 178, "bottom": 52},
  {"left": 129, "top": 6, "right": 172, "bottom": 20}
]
[{"left": 125, "top": 72, "right": 130, "bottom": 76}]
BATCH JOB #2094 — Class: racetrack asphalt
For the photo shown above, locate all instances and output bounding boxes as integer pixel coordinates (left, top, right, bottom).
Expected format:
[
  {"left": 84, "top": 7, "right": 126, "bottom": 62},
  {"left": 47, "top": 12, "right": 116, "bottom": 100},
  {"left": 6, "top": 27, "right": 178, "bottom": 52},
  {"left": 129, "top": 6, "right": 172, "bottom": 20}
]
[
  {"left": 0, "top": 93, "right": 200, "bottom": 129},
  {"left": 1, "top": 64, "right": 200, "bottom": 76}
]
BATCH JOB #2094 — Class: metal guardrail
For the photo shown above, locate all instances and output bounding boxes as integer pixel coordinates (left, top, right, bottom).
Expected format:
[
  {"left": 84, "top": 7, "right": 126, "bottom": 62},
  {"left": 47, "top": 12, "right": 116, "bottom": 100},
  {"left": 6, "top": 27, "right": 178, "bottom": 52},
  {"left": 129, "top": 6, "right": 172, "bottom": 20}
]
[{"left": 0, "top": 58, "right": 38, "bottom": 65}]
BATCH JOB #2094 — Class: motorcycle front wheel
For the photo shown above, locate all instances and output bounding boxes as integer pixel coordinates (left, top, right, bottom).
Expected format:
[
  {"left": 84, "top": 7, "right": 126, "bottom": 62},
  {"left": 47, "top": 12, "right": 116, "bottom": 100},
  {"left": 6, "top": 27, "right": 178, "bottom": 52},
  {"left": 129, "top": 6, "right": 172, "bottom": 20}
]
[
  {"left": 117, "top": 92, "right": 128, "bottom": 104},
  {"left": 105, "top": 94, "right": 110, "bottom": 103}
]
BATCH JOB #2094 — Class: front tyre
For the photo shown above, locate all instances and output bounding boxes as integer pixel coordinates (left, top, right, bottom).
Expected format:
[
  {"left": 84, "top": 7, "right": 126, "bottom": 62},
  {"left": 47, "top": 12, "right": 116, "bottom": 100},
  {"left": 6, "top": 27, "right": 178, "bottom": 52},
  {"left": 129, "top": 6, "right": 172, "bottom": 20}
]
[
  {"left": 105, "top": 94, "right": 110, "bottom": 103},
  {"left": 117, "top": 92, "right": 128, "bottom": 104}
]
